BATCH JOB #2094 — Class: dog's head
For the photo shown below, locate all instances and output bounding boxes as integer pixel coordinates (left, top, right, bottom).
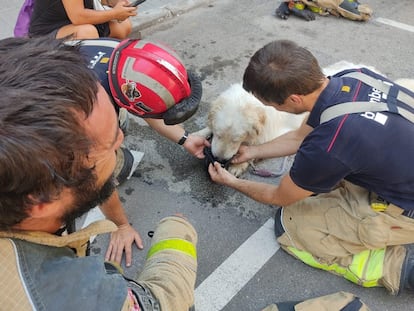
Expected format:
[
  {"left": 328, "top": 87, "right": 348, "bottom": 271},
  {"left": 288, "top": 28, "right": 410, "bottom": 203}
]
[{"left": 207, "top": 84, "right": 266, "bottom": 161}]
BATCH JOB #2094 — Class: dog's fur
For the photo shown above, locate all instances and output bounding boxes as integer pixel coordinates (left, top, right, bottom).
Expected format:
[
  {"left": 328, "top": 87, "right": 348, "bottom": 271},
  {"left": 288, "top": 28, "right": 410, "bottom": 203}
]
[
  {"left": 195, "top": 84, "right": 307, "bottom": 176},
  {"left": 196, "top": 62, "right": 414, "bottom": 177},
  {"left": 323, "top": 61, "right": 414, "bottom": 90}
]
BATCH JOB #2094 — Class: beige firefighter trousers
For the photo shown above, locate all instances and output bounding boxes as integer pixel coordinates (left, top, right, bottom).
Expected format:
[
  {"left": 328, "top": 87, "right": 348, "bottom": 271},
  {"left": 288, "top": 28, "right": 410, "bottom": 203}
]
[
  {"left": 277, "top": 180, "right": 414, "bottom": 293},
  {"left": 137, "top": 216, "right": 198, "bottom": 311}
]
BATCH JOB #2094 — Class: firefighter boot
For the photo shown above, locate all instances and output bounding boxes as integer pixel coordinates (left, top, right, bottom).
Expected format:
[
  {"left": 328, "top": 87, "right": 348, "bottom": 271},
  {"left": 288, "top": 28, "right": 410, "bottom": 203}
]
[{"left": 400, "top": 244, "right": 414, "bottom": 292}]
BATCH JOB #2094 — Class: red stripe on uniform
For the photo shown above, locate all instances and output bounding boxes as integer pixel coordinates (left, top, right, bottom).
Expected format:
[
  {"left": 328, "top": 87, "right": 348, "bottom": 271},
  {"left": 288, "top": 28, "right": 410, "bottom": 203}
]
[
  {"left": 327, "top": 114, "right": 349, "bottom": 152},
  {"left": 327, "top": 69, "right": 363, "bottom": 152}
]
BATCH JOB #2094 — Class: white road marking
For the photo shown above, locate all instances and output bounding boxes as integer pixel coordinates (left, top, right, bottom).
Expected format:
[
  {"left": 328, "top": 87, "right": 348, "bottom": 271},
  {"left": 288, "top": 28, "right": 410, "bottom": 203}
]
[
  {"left": 376, "top": 17, "right": 414, "bottom": 33},
  {"left": 77, "top": 206, "right": 105, "bottom": 242},
  {"left": 78, "top": 206, "right": 105, "bottom": 229},
  {"left": 195, "top": 217, "right": 280, "bottom": 311}
]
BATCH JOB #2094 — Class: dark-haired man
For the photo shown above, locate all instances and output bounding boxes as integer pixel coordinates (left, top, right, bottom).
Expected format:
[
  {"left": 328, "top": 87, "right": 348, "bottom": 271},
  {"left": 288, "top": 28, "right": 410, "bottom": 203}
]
[{"left": 0, "top": 36, "right": 197, "bottom": 310}]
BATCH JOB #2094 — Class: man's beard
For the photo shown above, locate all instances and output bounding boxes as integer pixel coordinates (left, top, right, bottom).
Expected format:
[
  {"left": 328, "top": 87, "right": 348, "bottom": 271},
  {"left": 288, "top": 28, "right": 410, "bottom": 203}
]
[{"left": 61, "top": 175, "right": 116, "bottom": 226}]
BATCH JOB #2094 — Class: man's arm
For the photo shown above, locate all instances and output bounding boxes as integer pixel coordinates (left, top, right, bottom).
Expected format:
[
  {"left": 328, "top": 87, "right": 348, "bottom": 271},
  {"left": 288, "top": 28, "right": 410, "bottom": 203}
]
[
  {"left": 62, "top": 0, "right": 136, "bottom": 25},
  {"left": 99, "top": 190, "right": 143, "bottom": 267},
  {"left": 231, "top": 117, "right": 312, "bottom": 164},
  {"left": 144, "top": 118, "right": 209, "bottom": 159},
  {"left": 209, "top": 162, "right": 313, "bottom": 206}
]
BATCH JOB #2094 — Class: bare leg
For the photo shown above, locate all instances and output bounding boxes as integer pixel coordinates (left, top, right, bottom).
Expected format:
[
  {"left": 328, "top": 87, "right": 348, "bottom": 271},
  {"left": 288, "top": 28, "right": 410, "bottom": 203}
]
[
  {"left": 108, "top": 19, "right": 132, "bottom": 39},
  {"left": 56, "top": 24, "right": 99, "bottom": 39}
]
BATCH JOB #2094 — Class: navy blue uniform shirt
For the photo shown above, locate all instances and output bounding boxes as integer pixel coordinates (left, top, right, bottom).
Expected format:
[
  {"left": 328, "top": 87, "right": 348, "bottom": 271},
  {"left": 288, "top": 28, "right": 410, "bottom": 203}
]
[
  {"left": 78, "top": 38, "right": 120, "bottom": 96},
  {"left": 290, "top": 68, "right": 414, "bottom": 210}
]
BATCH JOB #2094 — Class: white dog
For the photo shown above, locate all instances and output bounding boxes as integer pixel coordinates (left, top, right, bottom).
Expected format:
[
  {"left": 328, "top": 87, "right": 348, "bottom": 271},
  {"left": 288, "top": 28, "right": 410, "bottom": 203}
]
[
  {"left": 196, "top": 62, "right": 414, "bottom": 177},
  {"left": 195, "top": 84, "right": 307, "bottom": 176}
]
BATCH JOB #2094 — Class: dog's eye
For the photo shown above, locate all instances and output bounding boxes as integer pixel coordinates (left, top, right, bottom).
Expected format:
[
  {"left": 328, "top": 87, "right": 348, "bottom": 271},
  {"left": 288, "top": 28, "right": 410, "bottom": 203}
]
[{"left": 230, "top": 136, "right": 242, "bottom": 143}]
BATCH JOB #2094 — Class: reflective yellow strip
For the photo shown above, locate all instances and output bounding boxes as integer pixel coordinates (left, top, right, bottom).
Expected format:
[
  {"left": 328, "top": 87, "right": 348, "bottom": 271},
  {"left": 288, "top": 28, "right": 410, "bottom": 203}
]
[
  {"left": 309, "top": 6, "right": 322, "bottom": 13},
  {"left": 294, "top": 3, "right": 305, "bottom": 10},
  {"left": 371, "top": 202, "right": 387, "bottom": 212},
  {"left": 287, "top": 246, "right": 384, "bottom": 287},
  {"left": 349, "top": 249, "right": 384, "bottom": 287},
  {"left": 288, "top": 246, "right": 348, "bottom": 275},
  {"left": 147, "top": 238, "right": 196, "bottom": 259}
]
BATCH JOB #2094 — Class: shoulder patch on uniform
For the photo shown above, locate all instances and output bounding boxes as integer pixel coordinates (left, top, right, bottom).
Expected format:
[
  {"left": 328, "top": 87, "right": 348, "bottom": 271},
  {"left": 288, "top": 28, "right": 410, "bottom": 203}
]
[{"left": 341, "top": 85, "right": 351, "bottom": 92}]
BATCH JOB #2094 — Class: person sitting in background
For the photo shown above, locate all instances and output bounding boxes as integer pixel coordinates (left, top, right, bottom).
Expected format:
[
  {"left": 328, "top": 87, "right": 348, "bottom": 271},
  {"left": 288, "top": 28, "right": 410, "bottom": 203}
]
[{"left": 29, "top": 0, "right": 137, "bottom": 39}]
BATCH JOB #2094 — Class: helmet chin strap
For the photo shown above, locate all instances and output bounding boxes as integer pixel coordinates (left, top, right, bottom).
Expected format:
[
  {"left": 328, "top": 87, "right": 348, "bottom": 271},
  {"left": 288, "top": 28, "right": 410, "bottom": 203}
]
[{"left": 163, "top": 71, "right": 203, "bottom": 125}]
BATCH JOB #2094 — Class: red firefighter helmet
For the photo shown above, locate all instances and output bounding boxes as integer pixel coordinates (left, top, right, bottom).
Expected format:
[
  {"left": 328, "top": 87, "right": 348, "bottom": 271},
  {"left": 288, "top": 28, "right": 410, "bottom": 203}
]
[{"left": 109, "top": 39, "right": 201, "bottom": 125}]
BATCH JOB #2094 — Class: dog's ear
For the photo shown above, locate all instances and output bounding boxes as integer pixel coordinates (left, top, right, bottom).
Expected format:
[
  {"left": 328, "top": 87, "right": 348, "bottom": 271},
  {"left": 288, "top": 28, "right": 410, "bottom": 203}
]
[
  {"left": 207, "top": 97, "right": 223, "bottom": 129},
  {"left": 253, "top": 108, "right": 266, "bottom": 136},
  {"left": 245, "top": 105, "right": 266, "bottom": 137},
  {"left": 207, "top": 109, "right": 214, "bottom": 129}
]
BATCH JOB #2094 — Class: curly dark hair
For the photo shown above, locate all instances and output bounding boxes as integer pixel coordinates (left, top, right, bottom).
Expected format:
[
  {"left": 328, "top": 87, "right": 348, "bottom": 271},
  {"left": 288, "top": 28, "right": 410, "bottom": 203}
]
[
  {"left": 243, "top": 40, "right": 325, "bottom": 105},
  {"left": 0, "top": 36, "right": 100, "bottom": 229}
]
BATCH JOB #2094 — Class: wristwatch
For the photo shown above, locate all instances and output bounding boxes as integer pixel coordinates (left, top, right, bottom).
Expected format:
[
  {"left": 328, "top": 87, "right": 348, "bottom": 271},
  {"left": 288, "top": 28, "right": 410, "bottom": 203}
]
[{"left": 177, "top": 130, "right": 188, "bottom": 145}]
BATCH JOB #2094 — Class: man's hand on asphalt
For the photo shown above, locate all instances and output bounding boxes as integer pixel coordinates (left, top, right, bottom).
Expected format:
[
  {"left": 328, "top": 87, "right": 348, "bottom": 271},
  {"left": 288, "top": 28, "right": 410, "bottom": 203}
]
[{"left": 105, "top": 223, "right": 143, "bottom": 267}]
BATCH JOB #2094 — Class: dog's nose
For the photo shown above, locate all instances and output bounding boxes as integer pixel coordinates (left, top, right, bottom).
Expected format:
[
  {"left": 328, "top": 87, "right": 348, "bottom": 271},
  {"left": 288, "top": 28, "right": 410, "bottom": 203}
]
[
  {"left": 203, "top": 147, "right": 232, "bottom": 169},
  {"left": 216, "top": 154, "right": 233, "bottom": 168},
  {"left": 216, "top": 155, "right": 230, "bottom": 162},
  {"left": 214, "top": 153, "right": 233, "bottom": 163}
]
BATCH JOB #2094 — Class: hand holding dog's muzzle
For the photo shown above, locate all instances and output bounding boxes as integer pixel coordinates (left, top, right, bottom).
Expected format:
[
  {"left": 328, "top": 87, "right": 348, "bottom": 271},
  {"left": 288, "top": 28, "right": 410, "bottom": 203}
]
[
  {"left": 207, "top": 160, "right": 238, "bottom": 186},
  {"left": 203, "top": 146, "right": 233, "bottom": 181}
]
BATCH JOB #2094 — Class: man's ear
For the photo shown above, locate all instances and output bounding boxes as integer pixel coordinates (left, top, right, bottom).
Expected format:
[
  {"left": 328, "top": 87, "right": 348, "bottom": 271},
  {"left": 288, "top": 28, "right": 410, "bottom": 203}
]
[
  {"left": 286, "top": 94, "right": 303, "bottom": 105},
  {"left": 26, "top": 193, "right": 67, "bottom": 219},
  {"left": 27, "top": 202, "right": 54, "bottom": 218}
]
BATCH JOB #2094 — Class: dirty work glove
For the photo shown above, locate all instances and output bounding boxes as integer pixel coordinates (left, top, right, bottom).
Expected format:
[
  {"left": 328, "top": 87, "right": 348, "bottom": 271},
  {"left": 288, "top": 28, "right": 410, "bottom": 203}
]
[
  {"left": 275, "top": 2, "right": 291, "bottom": 19},
  {"left": 290, "top": 6, "right": 316, "bottom": 21}
]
